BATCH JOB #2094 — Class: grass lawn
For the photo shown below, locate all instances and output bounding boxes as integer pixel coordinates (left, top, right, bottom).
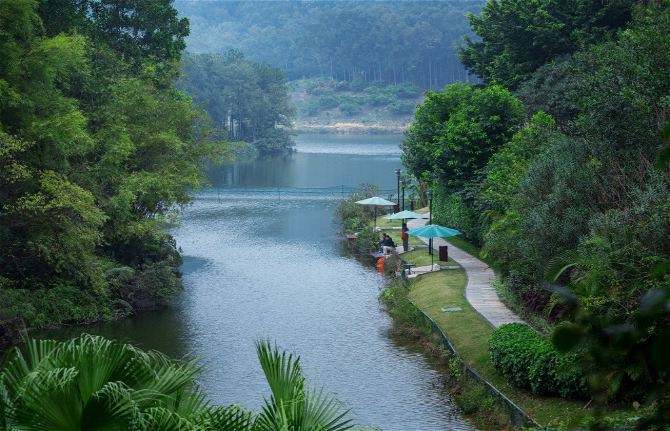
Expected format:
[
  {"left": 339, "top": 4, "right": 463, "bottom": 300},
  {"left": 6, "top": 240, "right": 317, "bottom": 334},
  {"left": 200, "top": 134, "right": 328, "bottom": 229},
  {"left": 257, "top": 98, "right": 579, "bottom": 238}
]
[
  {"left": 398, "top": 248, "right": 447, "bottom": 267},
  {"left": 404, "top": 265, "right": 589, "bottom": 428},
  {"left": 373, "top": 210, "right": 609, "bottom": 427},
  {"left": 376, "top": 215, "right": 425, "bottom": 249}
]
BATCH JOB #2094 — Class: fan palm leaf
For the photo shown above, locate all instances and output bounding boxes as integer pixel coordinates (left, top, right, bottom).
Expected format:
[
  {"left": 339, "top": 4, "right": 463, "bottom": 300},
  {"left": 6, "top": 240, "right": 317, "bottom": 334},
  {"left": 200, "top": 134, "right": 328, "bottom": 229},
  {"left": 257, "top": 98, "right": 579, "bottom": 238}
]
[
  {"left": 254, "top": 341, "right": 352, "bottom": 431},
  {"left": 0, "top": 335, "right": 213, "bottom": 431},
  {"left": 0, "top": 336, "right": 356, "bottom": 431}
]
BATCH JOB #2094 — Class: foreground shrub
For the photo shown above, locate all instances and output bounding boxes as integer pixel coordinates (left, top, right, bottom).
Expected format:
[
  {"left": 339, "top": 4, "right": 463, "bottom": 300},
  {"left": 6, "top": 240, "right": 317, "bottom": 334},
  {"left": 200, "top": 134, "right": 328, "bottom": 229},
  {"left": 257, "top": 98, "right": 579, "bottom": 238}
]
[
  {"left": 336, "top": 184, "right": 378, "bottom": 233},
  {"left": 0, "top": 335, "right": 354, "bottom": 431},
  {"left": 489, "top": 323, "right": 587, "bottom": 399}
]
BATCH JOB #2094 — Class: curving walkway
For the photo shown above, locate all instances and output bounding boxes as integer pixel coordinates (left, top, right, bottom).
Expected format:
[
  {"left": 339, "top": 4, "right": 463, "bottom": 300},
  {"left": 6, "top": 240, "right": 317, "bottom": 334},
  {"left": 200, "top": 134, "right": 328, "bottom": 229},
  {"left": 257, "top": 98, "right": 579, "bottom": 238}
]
[{"left": 407, "top": 217, "right": 523, "bottom": 328}]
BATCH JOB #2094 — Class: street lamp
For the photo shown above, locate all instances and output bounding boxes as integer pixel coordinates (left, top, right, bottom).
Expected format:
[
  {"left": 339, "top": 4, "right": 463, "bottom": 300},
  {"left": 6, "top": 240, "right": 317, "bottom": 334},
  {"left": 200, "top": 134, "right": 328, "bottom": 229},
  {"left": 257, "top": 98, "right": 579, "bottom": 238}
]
[
  {"left": 427, "top": 188, "right": 433, "bottom": 255},
  {"left": 395, "top": 169, "right": 401, "bottom": 211},
  {"left": 400, "top": 179, "right": 405, "bottom": 211}
]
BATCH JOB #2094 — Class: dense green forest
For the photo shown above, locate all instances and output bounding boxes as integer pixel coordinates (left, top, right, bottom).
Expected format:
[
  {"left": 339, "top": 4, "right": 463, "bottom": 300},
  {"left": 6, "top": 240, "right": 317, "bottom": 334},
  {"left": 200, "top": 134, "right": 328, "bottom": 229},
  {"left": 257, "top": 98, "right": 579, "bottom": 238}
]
[
  {"left": 0, "top": 0, "right": 225, "bottom": 339},
  {"left": 402, "top": 0, "right": 669, "bottom": 426},
  {"left": 175, "top": 0, "right": 483, "bottom": 88},
  {"left": 179, "top": 51, "right": 295, "bottom": 155}
]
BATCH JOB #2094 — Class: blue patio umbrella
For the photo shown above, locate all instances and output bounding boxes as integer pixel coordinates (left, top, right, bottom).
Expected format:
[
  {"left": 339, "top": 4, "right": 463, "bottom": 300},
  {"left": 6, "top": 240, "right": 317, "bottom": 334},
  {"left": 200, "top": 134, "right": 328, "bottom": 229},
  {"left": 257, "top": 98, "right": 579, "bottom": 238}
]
[
  {"left": 355, "top": 197, "right": 396, "bottom": 206},
  {"left": 408, "top": 224, "right": 460, "bottom": 238},
  {"left": 407, "top": 224, "right": 461, "bottom": 268}
]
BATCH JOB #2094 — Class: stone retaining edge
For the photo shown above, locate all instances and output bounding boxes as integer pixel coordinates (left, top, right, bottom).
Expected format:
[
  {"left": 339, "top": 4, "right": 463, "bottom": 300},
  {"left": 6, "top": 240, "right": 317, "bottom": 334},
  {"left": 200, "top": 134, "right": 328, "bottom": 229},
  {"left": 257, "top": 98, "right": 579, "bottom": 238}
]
[{"left": 408, "top": 298, "right": 540, "bottom": 428}]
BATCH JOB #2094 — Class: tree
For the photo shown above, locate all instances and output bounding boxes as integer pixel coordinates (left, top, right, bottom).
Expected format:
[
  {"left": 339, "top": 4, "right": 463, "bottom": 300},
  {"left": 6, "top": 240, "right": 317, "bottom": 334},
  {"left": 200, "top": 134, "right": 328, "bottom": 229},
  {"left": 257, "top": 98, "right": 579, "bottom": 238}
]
[
  {"left": 401, "top": 83, "right": 524, "bottom": 191},
  {"left": 479, "top": 111, "right": 558, "bottom": 216},
  {"left": 460, "top": 0, "right": 636, "bottom": 88},
  {"left": 176, "top": 0, "right": 481, "bottom": 88},
  {"left": 0, "top": 0, "right": 225, "bottom": 329},
  {"left": 179, "top": 52, "right": 295, "bottom": 155},
  {"left": 39, "top": 0, "right": 189, "bottom": 70}
]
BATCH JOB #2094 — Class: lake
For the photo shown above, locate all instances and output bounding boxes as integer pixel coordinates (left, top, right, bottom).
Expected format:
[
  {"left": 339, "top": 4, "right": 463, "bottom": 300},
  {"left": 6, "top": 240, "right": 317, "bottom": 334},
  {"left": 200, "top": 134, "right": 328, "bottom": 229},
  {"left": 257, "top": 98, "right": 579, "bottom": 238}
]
[{"left": 51, "top": 133, "right": 471, "bottom": 431}]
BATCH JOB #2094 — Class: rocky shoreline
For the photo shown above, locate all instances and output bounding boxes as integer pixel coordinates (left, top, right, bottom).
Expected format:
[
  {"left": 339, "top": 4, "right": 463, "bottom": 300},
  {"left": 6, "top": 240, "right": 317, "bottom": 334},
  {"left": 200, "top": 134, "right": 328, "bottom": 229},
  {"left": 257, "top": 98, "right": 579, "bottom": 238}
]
[{"left": 293, "top": 120, "right": 408, "bottom": 134}]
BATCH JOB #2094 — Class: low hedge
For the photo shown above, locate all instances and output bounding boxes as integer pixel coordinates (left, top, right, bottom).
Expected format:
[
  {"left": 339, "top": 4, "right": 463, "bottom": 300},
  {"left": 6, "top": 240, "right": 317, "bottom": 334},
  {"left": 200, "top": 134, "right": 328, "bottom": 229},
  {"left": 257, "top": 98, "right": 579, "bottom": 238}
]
[{"left": 489, "top": 323, "right": 587, "bottom": 399}]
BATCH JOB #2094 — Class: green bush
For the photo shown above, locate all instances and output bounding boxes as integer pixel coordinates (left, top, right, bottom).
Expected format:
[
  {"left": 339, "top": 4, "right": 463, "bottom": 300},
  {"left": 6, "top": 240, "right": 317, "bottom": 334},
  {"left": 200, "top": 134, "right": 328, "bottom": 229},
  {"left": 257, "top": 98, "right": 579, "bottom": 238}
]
[
  {"left": 302, "top": 100, "right": 321, "bottom": 116},
  {"left": 339, "top": 100, "right": 362, "bottom": 116},
  {"left": 489, "top": 323, "right": 587, "bottom": 399},
  {"left": 336, "top": 184, "right": 378, "bottom": 233},
  {"left": 432, "top": 187, "right": 481, "bottom": 244},
  {"left": 379, "top": 279, "right": 430, "bottom": 332},
  {"left": 389, "top": 100, "right": 415, "bottom": 115},
  {"left": 369, "top": 93, "right": 394, "bottom": 107},
  {"left": 318, "top": 94, "right": 339, "bottom": 109},
  {"left": 0, "top": 285, "right": 109, "bottom": 329},
  {"left": 355, "top": 226, "right": 379, "bottom": 254},
  {"left": 394, "top": 83, "right": 420, "bottom": 99}
]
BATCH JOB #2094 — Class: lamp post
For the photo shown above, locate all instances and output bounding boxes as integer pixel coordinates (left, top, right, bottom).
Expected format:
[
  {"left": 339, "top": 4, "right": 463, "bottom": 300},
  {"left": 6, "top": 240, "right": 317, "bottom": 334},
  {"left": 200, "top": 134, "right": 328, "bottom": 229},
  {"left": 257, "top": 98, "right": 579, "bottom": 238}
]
[
  {"left": 400, "top": 179, "right": 405, "bottom": 211},
  {"left": 395, "top": 169, "right": 401, "bottom": 211},
  {"left": 427, "top": 188, "right": 433, "bottom": 256}
]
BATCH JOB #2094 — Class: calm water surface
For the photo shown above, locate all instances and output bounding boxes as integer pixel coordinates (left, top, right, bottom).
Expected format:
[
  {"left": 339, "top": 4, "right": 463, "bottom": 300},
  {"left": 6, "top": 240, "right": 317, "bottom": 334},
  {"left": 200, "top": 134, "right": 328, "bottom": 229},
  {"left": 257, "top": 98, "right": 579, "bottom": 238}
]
[{"left": 54, "top": 134, "right": 472, "bottom": 431}]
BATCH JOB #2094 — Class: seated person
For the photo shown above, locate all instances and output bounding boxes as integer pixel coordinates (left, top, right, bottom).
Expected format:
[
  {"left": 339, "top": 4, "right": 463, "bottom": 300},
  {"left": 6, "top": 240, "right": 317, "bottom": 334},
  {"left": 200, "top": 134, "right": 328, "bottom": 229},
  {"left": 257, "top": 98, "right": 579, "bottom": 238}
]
[{"left": 380, "top": 233, "right": 397, "bottom": 255}]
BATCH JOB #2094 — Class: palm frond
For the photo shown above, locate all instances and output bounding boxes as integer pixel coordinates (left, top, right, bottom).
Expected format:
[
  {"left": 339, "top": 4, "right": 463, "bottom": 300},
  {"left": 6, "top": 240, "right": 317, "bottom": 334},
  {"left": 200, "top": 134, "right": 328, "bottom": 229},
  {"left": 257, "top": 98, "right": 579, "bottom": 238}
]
[
  {"left": 2, "top": 338, "right": 58, "bottom": 393},
  {"left": 254, "top": 400, "right": 290, "bottom": 431},
  {"left": 194, "top": 405, "right": 253, "bottom": 431},
  {"left": 545, "top": 249, "right": 581, "bottom": 282},
  {"left": 256, "top": 340, "right": 304, "bottom": 405},
  {"left": 11, "top": 367, "right": 83, "bottom": 431},
  {"left": 301, "top": 388, "right": 352, "bottom": 431},
  {"left": 53, "top": 334, "right": 134, "bottom": 404},
  {"left": 0, "top": 375, "right": 12, "bottom": 431},
  {"left": 135, "top": 406, "right": 195, "bottom": 431}
]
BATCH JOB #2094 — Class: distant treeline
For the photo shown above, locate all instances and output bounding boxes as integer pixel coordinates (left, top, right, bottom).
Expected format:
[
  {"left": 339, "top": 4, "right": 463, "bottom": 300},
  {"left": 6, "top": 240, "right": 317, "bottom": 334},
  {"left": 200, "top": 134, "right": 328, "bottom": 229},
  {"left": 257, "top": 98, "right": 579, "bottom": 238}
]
[
  {"left": 179, "top": 51, "right": 295, "bottom": 155},
  {"left": 175, "top": 0, "right": 483, "bottom": 89}
]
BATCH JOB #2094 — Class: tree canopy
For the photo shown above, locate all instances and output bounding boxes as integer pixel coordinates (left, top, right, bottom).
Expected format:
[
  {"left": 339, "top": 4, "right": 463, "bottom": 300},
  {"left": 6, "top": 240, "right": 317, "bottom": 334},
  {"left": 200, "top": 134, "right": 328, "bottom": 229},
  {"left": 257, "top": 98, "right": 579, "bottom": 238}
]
[
  {"left": 402, "top": 83, "right": 524, "bottom": 191},
  {"left": 402, "top": 2, "right": 669, "bottom": 424},
  {"left": 179, "top": 51, "right": 295, "bottom": 155},
  {"left": 459, "top": 0, "right": 636, "bottom": 88},
  {"left": 0, "top": 0, "right": 224, "bottom": 330}
]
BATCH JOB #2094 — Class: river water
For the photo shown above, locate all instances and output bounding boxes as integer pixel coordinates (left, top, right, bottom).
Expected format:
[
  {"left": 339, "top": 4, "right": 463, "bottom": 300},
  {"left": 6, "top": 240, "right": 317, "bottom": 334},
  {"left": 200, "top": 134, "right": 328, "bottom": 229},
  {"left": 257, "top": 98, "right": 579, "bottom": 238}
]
[{"left": 53, "top": 134, "right": 471, "bottom": 431}]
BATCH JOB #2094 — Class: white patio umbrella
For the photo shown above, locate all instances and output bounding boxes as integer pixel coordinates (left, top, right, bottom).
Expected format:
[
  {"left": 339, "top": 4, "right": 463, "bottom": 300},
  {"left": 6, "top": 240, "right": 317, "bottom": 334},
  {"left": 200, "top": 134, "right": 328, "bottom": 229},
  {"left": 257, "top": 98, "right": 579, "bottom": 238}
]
[
  {"left": 355, "top": 196, "right": 396, "bottom": 229},
  {"left": 385, "top": 210, "right": 428, "bottom": 221}
]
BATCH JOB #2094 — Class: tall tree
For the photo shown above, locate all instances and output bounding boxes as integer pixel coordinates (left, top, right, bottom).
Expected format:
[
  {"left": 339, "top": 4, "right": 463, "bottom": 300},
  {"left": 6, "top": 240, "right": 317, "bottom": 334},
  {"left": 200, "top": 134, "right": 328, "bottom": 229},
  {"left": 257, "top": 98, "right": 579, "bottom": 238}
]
[
  {"left": 459, "top": 0, "right": 636, "bottom": 88},
  {"left": 179, "top": 51, "right": 295, "bottom": 155},
  {"left": 0, "top": 0, "right": 223, "bottom": 329}
]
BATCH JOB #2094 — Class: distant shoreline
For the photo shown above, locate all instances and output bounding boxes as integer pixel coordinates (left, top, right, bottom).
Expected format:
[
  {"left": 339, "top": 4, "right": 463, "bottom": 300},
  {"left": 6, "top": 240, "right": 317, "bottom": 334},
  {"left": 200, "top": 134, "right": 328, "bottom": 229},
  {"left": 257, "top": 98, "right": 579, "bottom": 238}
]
[{"left": 292, "top": 120, "right": 408, "bottom": 135}]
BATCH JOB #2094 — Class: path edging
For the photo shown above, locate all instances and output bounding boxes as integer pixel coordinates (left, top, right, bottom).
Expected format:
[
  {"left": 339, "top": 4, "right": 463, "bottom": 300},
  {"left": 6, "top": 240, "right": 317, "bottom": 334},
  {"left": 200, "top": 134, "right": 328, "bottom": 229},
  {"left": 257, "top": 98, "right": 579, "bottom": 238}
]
[{"left": 408, "top": 298, "right": 539, "bottom": 428}]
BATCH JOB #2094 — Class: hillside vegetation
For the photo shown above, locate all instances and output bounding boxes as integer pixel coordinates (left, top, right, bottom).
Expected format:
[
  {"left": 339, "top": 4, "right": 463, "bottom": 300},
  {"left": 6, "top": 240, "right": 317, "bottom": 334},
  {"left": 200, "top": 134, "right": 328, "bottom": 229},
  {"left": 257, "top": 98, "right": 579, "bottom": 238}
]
[
  {"left": 176, "top": 0, "right": 482, "bottom": 88},
  {"left": 291, "top": 78, "right": 423, "bottom": 133},
  {"left": 401, "top": 1, "right": 669, "bottom": 427},
  {"left": 179, "top": 51, "right": 295, "bottom": 155},
  {"left": 0, "top": 0, "right": 225, "bottom": 339}
]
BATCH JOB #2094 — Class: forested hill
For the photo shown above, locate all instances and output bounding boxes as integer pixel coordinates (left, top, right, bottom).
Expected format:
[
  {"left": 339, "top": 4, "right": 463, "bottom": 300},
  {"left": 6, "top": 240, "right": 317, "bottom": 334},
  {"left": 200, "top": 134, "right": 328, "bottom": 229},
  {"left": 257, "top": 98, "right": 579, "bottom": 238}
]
[
  {"left": 0, "top": 0, "right": 225, "bottom": 340},
  {"left": 175, "top": 0, "right": 483, "bottom": 89}
]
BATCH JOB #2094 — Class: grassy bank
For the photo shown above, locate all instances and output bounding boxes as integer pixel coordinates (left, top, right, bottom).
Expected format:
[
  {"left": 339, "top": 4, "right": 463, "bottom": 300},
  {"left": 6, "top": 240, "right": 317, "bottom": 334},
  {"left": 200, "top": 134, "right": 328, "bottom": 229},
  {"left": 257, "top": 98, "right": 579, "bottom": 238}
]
[
  {"left": 375, "top": 217, "right": 590, "bottom": 429},
  {"left": 381, "top": 279, "right": 513, "bottom": 430},
  {"left": 407, "top": 269, "right": 587, "bottom": 428}
]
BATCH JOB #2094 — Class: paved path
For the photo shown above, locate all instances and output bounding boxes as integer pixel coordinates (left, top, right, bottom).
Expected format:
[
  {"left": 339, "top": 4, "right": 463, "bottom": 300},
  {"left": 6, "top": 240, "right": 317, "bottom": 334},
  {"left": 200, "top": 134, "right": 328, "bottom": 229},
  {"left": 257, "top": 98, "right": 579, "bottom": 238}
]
[{"left": 407, "top": 217, "right": 523, "bottom": 328}]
